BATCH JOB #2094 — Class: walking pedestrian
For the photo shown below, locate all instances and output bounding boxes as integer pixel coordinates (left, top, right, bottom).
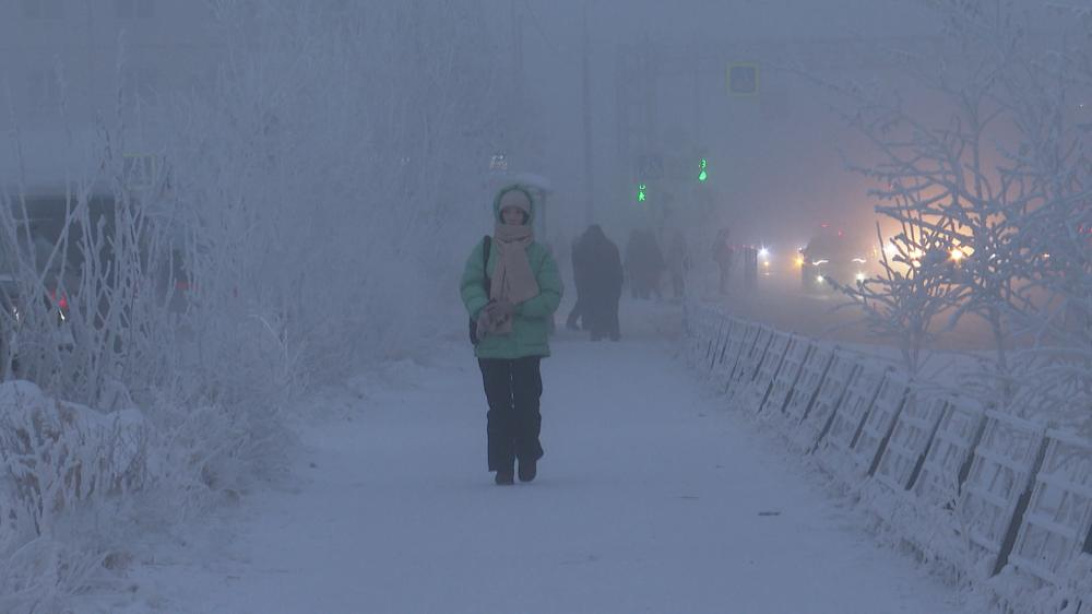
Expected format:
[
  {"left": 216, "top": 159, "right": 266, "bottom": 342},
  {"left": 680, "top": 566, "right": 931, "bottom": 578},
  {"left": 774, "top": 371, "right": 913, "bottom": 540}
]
[
  {"left": 460, "top": 185, "right": 563, "bottom": 485},
  {"left": 579, "top": 225, "right": 623, "bottom": 341}
]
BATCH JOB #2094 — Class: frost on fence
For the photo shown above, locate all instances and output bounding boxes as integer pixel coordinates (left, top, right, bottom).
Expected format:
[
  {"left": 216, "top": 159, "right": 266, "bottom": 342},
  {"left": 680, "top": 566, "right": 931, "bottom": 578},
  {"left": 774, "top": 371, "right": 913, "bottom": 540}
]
[
  {"left": 684, "top": 306, "right": 712, "bottom": 367},
  {"left": 789, "top": 351, "right": 858, "bottom": 452},
  {"left": 702, "top": 316, "right": 731, "bottom": 374},
  {"left": 708, "top": 317, "right": 742, "bottom": 384},
  {"left": 853, "top": 373, "right": 910, "bottom": 477},
  {"left": 735, "top": 330, "right": 792, "bottom": 411},
  {"left": 725, "top": 326, "right": 773, "bottom": 397},
  {"left": 782, "top": 344, "right": 836, "bottom": 425},
  {"left": 0, "top": 381, "right": 147, "bottom": 554},
  {"left": 873, "top": 393, "right": 950, "bottom": 493},
  {"left": 1008, "top": 431, "right": 1092, "bottom": 587},
  {"left": 913, "top": 400, "right": 986, "bottom": 510},
  {"left": 814, "top": 365, "right": 889, "bottom": 478},
  {"left": 957, "top": 411, "right": 1048, "bottom": 577},
  {"left": 714, "top": 320, "right": 757, "bottom": 392},
  {"left": 760, "top": 338, "right": 814, "bottom": 417}
]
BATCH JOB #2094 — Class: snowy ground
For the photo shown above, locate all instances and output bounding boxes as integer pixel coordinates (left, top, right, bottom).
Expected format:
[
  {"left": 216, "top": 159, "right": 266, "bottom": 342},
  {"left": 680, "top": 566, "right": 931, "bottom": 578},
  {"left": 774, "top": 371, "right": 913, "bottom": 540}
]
[{"left": 87, "top": 301, "right": 990, "bottom": 614}]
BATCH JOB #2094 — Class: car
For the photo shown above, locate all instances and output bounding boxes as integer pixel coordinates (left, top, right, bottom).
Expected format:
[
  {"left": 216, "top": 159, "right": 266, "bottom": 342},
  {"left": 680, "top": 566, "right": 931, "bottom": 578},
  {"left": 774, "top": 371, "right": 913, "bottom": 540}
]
[
  {"left": 0, "top": 186, "right": 190, "bottom": 369},
  {"left": 798, "top": 228, "right": 873, "bottom": 293}
]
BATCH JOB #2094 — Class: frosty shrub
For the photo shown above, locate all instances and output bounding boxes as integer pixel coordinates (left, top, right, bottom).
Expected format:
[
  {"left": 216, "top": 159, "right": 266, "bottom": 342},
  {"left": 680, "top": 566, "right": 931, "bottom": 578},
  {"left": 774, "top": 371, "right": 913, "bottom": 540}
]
[
  {"left": 0, "top": 381, "right": 146, "bottom": 612},
  {"left": 0, "top": 1, "right": 507, "bottom": 609}
]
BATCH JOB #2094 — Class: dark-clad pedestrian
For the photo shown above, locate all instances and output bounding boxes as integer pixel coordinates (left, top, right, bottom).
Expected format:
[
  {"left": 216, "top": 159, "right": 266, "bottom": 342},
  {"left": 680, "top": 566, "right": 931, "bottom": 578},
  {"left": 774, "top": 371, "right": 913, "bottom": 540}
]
[{"left": 579, "top": 225, "right": 623, "bottom": 341}]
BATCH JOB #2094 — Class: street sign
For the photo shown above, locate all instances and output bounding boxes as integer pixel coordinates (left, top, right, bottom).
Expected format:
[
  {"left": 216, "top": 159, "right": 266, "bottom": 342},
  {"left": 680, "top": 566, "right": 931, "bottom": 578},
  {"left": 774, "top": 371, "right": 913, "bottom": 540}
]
[
  {"left": 489, "top": 152, "right": 509, "bottom": 172},
  {"left": 728, "top": 63, "right": 759, "bottom": 97}
]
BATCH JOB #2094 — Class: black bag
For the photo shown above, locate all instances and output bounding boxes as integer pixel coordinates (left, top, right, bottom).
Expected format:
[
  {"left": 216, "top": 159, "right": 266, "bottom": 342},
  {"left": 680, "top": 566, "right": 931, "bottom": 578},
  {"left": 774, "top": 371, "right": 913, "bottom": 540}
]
[{"left": 469, "top": 235, "right": 492, "bottom": 345}]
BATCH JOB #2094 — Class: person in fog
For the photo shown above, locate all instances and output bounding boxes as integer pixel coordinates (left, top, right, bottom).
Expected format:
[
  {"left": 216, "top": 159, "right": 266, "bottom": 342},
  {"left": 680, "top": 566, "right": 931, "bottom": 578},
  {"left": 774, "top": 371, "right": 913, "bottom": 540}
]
[
  {"left": 460, "top": 185, "right": 562, "bottom": 486},
  {"left": 577, "top": 224, "right": 623, "bottom": 341},
  {"left": 713, "top": 227, "right": 734, "bottom": 295},
  {"left": 566, "top": 232, "right": 590, "bottom": 331},
  {"left": 666, "top": 230, "right": 690, "bottom": 300}
]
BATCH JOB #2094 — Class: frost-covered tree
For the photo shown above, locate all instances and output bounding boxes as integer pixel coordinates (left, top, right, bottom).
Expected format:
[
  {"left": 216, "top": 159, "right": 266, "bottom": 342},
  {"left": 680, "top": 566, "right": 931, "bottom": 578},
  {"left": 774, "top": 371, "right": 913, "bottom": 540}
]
[
  {"left": 0, "top": 2, "right": 509, "bottom": 609},
  {"left": 834, "top": 0, "right": 1091, "bottom": 411}
]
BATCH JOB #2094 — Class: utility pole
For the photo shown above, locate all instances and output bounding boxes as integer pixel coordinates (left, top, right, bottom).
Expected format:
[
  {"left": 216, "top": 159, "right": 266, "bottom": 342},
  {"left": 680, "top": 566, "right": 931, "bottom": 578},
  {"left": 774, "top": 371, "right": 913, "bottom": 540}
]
[{"left": 581, "top": 1, "right": 595, "bottom": 225}]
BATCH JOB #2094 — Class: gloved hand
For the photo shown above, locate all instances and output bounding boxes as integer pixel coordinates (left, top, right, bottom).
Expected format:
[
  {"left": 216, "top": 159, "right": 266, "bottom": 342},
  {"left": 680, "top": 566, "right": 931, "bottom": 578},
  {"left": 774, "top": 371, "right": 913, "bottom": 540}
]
[{"left": 486, "top": 299, "right": 515, "bottom": 321}]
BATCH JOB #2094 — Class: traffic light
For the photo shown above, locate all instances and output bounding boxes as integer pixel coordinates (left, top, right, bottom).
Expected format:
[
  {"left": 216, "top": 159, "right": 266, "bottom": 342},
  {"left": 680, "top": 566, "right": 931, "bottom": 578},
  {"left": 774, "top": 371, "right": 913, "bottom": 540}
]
[
  {"left": 637, "top": 183, "right": 648, "bottom": 203},
  {"left": 697, "top": 158, "right": 708, "bottom": 183}
]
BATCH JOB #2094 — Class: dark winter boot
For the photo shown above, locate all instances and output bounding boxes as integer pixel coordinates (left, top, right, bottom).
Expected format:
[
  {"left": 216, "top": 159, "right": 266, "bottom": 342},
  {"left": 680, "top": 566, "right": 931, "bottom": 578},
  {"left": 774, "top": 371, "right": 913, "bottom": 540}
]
[
  {"left": 495, "top": 468, "right": 515, "bottom": 486},
  {"left": 518, "top": 458, "right": 537, "bottom": 483}
]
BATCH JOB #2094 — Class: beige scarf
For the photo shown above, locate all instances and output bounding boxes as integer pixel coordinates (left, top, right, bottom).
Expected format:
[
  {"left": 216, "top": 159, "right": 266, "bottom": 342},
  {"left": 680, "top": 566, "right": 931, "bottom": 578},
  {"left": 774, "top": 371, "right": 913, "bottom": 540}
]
[{"left": 478, "top": 223, "right": 539, "bottom": 336}]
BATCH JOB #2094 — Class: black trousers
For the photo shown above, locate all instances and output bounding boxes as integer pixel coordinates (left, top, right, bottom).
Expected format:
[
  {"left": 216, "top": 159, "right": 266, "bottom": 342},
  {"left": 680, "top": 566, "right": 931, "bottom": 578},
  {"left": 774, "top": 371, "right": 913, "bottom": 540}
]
[
  {"left": 585, "top": 294, "right": 620, "bottom": 340},
  {"left": 478, "top": 357, "right": 545, "bottom": 472}
]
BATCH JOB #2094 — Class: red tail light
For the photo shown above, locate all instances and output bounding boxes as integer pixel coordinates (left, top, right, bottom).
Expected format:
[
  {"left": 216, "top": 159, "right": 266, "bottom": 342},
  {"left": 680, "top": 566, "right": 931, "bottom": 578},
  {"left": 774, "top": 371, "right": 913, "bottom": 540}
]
[{"left": 49, "top": 289, "right": 69, "bottom": 311}]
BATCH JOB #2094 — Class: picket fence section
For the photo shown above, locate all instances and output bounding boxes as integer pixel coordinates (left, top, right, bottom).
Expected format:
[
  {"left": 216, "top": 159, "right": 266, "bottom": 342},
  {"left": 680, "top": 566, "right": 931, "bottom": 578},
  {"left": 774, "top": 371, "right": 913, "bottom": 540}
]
[
  {"left": 760, "top": 337, "right": 813, "bottom": 417},
  {"left": 682, "top": 302, "right": 1092, "bottom": 613},
  {"left": 1008, "top": 431, "right": 1092, "bottom": 587},
  {"left": 782, "top": 343, "right": 835, "bottom": 425},
  {"left": 790, "top": 351, "right": 858, "bottom": 453},
  {"left": 873, "top": 393, "right": 950, "bottom": 493},
  {"left": 736, "top": 330, "right": 793, "bottom": 411}
]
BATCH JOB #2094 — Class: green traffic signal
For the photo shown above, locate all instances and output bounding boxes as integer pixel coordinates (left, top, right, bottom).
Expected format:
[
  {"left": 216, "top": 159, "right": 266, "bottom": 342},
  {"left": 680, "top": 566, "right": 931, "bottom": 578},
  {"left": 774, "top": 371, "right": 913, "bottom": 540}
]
[
  {"left": 698, "top": 158, "right": 708, "bottom": 183},
  {"left": 637, "top": 183, "right": 647, "bottom": 203}
]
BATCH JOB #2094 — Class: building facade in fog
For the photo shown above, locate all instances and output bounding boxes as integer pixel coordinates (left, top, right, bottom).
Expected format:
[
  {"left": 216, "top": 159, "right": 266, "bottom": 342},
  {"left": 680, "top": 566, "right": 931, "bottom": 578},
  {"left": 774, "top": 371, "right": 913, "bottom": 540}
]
[{"left": 0, "top": 1, "right": 218, "bottom": 181}]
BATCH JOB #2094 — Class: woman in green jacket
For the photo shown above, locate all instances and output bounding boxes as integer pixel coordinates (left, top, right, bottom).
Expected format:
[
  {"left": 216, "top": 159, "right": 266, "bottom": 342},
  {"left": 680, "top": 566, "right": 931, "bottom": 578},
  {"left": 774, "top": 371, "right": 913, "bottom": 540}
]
[{"left": 460, "top": 185, "right": 563, "bottom": 485}]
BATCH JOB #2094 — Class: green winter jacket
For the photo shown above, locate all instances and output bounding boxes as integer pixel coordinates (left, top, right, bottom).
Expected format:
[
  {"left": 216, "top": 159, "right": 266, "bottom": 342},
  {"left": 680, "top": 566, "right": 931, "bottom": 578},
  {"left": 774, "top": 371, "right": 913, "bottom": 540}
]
[{"left": 460, "top": 185, "right": 563, "bottom": 359}]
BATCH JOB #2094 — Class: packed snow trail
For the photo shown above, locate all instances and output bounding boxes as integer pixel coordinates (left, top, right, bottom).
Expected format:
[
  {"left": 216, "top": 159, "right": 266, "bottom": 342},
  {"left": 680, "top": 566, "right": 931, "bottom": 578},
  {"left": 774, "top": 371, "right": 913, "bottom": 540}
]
[{"left": 124, "top": 305, "right": 980, "bottom": 614}]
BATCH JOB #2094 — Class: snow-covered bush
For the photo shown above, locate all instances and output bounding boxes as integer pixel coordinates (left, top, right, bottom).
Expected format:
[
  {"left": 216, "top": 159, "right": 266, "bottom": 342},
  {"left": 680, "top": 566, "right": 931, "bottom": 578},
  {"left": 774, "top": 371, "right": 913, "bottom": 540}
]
[{"left": 0, "top": 1, "right": 507, "bottom": 609}]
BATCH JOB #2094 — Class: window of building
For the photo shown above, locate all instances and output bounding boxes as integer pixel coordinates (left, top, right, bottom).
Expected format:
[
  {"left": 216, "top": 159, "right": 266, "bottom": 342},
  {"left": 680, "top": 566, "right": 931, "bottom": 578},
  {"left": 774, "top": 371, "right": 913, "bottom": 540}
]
[
  {"left": 21, "top": 0, "right": 64, "bottom": 20},
  {"left": 114, "top": 0, "right": 155, "bottom": 19}
]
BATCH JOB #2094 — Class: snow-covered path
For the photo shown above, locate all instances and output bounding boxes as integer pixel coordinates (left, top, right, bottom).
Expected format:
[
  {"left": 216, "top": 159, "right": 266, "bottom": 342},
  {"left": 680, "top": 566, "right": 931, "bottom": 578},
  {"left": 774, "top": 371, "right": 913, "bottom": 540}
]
[{"left": 134, "top": 307, "right": 979, "bottom": 614}]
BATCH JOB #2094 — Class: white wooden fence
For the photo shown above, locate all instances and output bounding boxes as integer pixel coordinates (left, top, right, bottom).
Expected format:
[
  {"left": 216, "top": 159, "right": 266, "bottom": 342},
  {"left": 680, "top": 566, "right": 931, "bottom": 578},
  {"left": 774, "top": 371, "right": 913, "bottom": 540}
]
[{"left": 683, "top": 302, "right": 1092, "bottom": 614}]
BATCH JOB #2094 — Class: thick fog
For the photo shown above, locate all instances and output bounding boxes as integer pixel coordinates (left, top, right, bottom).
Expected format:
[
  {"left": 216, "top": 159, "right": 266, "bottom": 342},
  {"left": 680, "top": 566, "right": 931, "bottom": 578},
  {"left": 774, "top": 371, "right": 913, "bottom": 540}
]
[{"left": 0, "top": 2, "right": 1090, "bottom": 611}]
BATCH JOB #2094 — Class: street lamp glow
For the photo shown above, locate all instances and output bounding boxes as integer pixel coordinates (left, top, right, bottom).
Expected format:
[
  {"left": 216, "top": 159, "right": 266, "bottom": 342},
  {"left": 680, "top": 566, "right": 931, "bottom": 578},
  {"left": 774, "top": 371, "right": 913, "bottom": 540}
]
[{"left": 758, "top": 247, "right": 770, "bottom": 260}]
